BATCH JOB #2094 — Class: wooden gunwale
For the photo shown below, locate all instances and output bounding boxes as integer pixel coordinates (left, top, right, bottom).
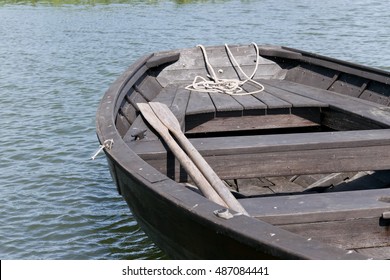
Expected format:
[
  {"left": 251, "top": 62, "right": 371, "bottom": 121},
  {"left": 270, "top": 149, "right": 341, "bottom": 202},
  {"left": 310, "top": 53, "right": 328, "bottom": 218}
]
[{"left": 259, "top": 46, "right": 390, "bottom": 85}]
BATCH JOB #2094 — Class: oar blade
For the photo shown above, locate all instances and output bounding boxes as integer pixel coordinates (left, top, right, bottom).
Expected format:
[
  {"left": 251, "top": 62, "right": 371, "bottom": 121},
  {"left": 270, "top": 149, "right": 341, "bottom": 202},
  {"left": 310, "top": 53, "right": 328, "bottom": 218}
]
[
  {"left": 137, "top": 102, "right": 169, "bottom": 136},
  {"left": 149, "top": 102, "right": 182, "bottom": 132}
]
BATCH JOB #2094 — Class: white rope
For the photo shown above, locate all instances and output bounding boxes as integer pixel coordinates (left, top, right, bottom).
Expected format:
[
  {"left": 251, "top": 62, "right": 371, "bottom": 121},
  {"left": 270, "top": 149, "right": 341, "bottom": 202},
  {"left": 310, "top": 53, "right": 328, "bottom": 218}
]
[
  {"left": 91, "top": 139, "right": 114, "bottom": 160},
  {"left": 185, "top": 43, "right": 265, "bottom": 96}
]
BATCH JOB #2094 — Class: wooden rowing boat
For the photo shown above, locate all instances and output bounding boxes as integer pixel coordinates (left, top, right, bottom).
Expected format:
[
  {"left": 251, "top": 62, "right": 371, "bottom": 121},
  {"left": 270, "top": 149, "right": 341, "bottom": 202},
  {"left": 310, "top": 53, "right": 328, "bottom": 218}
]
[{"left": 96, "top": 44, "right": 390, "bottom": 259}]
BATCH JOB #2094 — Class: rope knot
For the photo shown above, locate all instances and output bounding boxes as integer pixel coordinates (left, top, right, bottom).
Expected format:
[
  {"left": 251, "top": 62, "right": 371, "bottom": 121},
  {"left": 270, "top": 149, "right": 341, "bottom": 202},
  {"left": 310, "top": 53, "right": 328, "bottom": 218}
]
[{"left": 185, "top": 43, "right": 265, "bottom": 96}]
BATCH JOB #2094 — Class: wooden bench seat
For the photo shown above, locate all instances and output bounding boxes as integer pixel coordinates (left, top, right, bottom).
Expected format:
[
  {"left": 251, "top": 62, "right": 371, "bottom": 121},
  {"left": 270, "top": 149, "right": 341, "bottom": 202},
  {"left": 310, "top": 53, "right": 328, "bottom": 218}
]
[
  {"left": 128, "top": 129, "right": 390, "bottom": 180},
  {"left": 238, "top": 188, "right": 390, "bottom": 224},
  {"left": 185, "top": 113, "right": 321, "bottom": 134},
  {"left": 239, "top": 188, "right": 390, "bottom": 252}
]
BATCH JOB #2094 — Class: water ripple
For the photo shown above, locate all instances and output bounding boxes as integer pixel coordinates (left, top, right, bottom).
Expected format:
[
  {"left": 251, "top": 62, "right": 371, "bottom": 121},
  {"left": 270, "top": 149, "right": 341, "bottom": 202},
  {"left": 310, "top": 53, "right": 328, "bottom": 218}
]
[{"left": 0, "top": 0, "right": 389, "bottom": 260}]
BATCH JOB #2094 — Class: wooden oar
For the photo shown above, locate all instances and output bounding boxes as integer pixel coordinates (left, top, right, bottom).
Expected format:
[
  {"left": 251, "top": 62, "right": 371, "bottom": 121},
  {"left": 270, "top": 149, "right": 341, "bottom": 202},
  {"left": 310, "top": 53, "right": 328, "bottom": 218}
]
[
  {"left": 137, "top": 103, "right": 228, "bottom": 208},
  {"left": 149, "top": 102, "right": 249, "bottom": 216}
]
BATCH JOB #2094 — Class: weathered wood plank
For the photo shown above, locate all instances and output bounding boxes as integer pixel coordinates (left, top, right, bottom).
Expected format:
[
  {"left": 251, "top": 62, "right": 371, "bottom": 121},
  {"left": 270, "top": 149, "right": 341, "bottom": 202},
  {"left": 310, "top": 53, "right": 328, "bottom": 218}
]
[
  {"left": 292, "top": 174, "right": 333, "bottom": 188},
  {"left": 231, "top": 94, "right": 267, "bottom": 115},
  {"left": 185, "top": 114, "right": 320, "bottom": 134},
  {"left": 266, "top": 176, "right": 306, "bottom": 193},
  {"left": 252, "top": 90, "right": 291, "bottom": 110},
  {"left": 113, "top": 60, "right": 150, "bottom": 115},
  {"left": 304, "top": 172, "right": 356, "bottom": 191},
  {"left": 125, "top": 89, "right": 147, "bottom": 111},
  {"left": 131, "top": 129, "right": 390, "bottom": 157},
  {"left": 124, "top": 83, "right": 181, "bottom": 143},
  {"left": 243, "top": 187, "right": 390, "bottom": 255},
  {"left": 360, "top": 90, "right": 390, "bottom": 105},
  {"left": 119, "top": 101, "right": 137, "bottom": 124},
  {"left": 159, "top": 45, "right": 274, "bottom": 71},
  {"left": 263, "top": 79, "right": 390, "bottom": 127},
  {"left": 159, "top": 65, "right": 282, "bottom": 85},
  {"left": 204, "top": 145, "right": 390, "bottom": 179},
  {"left": 145, "top": 51, "right": 180, "bottom": 68},
  {"left": 239, "top": 188, "right": 390, "bottom": 224},
  {"left": 115, "top": 113, "right": 130, "bottom": 137},
  {"left": 281, "top": 217, "right": 390, "bottom": 251},
  {"left": 261, "top": 81, "right": 328, "bottom": 108},
  {"left": 186, "top": 91, "right": 215, "bottom": 116},
  {"left": 152, "top": 83, "right": 179, "bottom": 106},
  {"left": 134, "top": 75, "right": 163, "bottom": 101},
  {"left": 156, "top": 45, "right": 283, "bottom": 86},
  {"left": 322, "top": 107, "right": 384, "bottom": 130},
  {"left": 280, "top": 45, "right": 390, "bottom": 85},
  {"left": 170, "top": 87, "right": 191, "bottom": 130},
  {"left": 328, "top": 74, "right": 368, "bottom": 98},
  {"left": 185, "top": 91, "right": 216, "bottom": 130},
  {"left": 209, "top": 92, "right": 243, "bottom": 117},
  {"left": 235, "top": 178, "right": 274, "bottom": 196},
  {"left": 130, "top": 129, "right": 390, "bottom": 178},
  {"left": 197, "top": 129, "right": 390, "bottom": 155},
  {"left": 359, "top": 80, "right": 390, "bottom": 105},
  {"left": 285, "top": 65, "right": 339, "bottom": 90}
]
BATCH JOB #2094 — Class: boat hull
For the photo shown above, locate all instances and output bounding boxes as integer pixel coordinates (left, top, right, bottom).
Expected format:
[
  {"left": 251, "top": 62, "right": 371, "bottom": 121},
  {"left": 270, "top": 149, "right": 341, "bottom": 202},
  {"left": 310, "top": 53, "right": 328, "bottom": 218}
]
[
  {"left": 96, "top": 44, "right": 390, "bottom": 259},
  {"left": 114, "top": 161, "right": 275, "bottom": 259}
]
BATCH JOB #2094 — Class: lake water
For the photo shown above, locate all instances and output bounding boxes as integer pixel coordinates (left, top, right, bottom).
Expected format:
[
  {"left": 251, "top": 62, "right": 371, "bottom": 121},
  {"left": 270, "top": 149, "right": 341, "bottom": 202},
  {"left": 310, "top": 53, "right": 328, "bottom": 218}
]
[{"left": 0, "top": 0, "right": 389, "bottom": 260}]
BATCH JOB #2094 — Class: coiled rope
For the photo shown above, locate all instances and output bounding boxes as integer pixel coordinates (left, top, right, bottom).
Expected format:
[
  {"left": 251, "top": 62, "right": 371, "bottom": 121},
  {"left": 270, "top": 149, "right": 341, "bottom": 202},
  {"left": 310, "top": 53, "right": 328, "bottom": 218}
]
[{"left": 185, "top": 43, "right": 265, "bottom": 96}]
